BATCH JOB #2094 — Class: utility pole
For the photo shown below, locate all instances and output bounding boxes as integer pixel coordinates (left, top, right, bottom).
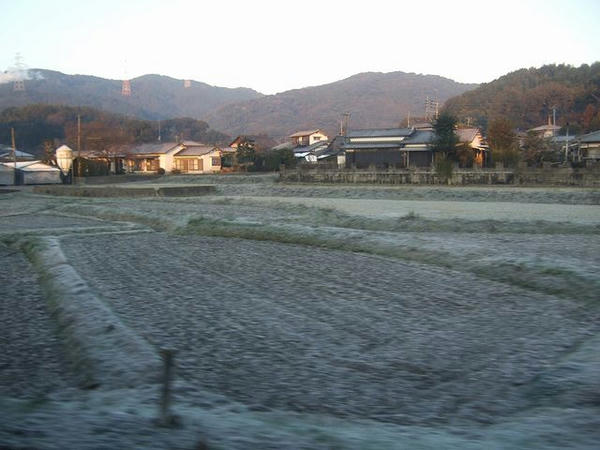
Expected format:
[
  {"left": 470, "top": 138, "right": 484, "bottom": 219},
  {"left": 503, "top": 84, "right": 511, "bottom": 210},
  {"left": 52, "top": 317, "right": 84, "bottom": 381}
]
[
  {"left": 77, "top": 114, "right": 81, "bottom": 179},
  {"left": 565, "top": 123, "right": 570, "bottom": 163},
  {"left": 339, "top": 112, "right": 351, "bottom": 136},
  {"left": 11, "top": 127, "right": 17, "bottom": 185}
]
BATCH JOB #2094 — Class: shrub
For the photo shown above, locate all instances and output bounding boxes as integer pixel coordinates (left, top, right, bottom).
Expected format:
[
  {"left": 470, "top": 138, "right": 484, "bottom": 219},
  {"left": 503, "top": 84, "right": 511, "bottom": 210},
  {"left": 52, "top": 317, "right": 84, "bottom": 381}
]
[
  {"left": 434, "top": 157, "right": 453, "bottom": 183},
  {"left": 491, "top": 148, "right": 520, "bottom": 168},
  {"left": 456, "top": 144, "right": 475, "bottom": 168}
]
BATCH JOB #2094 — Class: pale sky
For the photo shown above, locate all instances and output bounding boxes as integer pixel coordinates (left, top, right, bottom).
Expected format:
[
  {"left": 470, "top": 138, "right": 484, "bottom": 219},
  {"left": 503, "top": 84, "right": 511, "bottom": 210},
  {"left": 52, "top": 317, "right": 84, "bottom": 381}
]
[{"left": 1, "top": 0, "right": 598, "bottom": 94}]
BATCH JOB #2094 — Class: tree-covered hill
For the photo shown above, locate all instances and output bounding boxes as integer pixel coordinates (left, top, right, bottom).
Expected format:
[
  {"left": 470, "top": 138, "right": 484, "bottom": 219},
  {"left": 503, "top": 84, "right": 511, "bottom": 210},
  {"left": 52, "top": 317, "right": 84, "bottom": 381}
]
[
  {"left": 443, "top": 63, "right": 600, "bottom": 133},
  {"left": 202, "top": 71, "right": 478, "bottom": 138},
  {"left": 0, "top": 104, "right": 230, "bottom": 155},
  {"left": 0, "top": 69, "right": 263, "bottom": 121}
]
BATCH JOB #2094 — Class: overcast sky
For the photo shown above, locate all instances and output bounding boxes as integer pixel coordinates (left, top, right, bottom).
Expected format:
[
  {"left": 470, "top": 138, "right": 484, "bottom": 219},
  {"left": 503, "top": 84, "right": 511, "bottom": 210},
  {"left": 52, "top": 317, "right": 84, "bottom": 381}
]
[{"left": 1, "top": 0, "right": 598, "bottom": 95}]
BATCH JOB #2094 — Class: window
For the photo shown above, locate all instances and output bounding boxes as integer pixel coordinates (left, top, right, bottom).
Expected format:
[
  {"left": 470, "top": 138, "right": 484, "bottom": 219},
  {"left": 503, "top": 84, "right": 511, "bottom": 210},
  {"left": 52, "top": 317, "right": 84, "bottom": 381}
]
[
  {"left": 175, "top": 158, "right": 202, "bottom": 172},
  {"left": 146, "top": 159, "right": 159, "bottom": 171},
  {"left": 211, "top": 157, "right": 221, "bottom": 166}
]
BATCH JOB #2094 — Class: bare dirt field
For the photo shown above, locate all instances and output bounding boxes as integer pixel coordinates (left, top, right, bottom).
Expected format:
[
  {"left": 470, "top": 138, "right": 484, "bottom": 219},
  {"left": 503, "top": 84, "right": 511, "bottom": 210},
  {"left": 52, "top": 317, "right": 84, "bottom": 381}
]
[
  {"left": 59, "top": 233, "right": 599, "bottom": 425},
  {"left": 1, "top": 176, "right": 599, "bottom": 449},
  {"left": 0, "top": 245, "right": 76, "bottom": 398}
]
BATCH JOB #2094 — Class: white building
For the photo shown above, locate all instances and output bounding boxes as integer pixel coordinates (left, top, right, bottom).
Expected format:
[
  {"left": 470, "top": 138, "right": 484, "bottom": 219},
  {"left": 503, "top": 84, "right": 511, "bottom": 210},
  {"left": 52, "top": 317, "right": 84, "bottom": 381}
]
[{"left": 289, "top": 129, "right": 328, "bottom": 147}]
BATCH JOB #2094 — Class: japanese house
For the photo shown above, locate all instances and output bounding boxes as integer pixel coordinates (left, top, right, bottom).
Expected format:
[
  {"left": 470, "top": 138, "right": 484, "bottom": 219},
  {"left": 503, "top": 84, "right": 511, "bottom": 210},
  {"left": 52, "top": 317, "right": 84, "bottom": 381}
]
[
  {"left": 289, "top": 129, "right": 328, "bottom": 147},
  {"left": 173, "top": 145, "right": 221, "bottom": 173},
  {"left": 343, "top": 127, "right": 432, "bottom": 168}
]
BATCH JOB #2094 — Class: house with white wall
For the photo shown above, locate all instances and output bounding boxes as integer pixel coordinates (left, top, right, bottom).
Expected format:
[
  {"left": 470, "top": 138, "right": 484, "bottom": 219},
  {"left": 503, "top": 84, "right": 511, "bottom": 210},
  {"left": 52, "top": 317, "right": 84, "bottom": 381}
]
[
  {"left": 122, "top": 141, "right": 222, "bottom": 174},
  {"left": 289, "top": 129, "right": 328, "bottom": 147},
  {"left": 173, "top": 145, "right": 221, "bottom": 173}
]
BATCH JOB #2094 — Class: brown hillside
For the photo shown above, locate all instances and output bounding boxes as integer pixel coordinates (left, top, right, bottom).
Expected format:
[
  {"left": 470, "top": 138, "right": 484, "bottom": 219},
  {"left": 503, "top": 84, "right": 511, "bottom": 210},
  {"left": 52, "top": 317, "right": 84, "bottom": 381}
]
[
  {"left": 443, "top": 63, "right": 600, "bottom": 133},
  {"left": 203, "top": 71, "right": 478, "bottom": 138}
]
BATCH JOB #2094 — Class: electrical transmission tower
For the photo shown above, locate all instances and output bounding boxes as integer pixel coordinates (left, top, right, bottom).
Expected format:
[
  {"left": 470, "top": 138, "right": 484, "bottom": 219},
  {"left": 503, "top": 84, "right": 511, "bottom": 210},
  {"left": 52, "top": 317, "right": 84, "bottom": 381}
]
[
  {"left": 340, "top": 112, "right": 351, "bottom": 136},
  {"left": 122, "top": 80, "right": 131, "bottom": 96},
  {"left": 13, "top": 53, "right": 26, "bottom": 92},
  {"left": 121, "top": 59, "right": 131, "bottom": 96},
  {"left": 425, "top": 96, "right": 439, "bottom": 121}
]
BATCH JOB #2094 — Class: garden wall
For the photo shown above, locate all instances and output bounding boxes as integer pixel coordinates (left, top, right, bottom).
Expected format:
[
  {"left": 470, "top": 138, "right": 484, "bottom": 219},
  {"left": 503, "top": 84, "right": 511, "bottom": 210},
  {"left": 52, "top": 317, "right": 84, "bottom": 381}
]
[{"left": 280, "top": 166, "right": 600, "bottom": 187}]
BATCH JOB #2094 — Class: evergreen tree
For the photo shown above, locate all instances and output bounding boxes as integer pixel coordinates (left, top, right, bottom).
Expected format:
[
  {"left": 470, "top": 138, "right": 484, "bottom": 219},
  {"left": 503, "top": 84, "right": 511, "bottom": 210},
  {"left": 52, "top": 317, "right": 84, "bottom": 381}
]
[{"left": 432, "top": 113, "right": 459, "bottom": 158}]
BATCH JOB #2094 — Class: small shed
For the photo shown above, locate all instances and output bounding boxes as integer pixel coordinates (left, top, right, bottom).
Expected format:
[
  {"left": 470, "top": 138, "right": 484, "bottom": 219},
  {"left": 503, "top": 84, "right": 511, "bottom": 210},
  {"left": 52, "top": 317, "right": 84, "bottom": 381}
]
[
  {"left": 1, "top": 161, "right": 61, "bottom": 185},
  {"left": 0, "top": 163, "right": 15, "bottom": 185}
]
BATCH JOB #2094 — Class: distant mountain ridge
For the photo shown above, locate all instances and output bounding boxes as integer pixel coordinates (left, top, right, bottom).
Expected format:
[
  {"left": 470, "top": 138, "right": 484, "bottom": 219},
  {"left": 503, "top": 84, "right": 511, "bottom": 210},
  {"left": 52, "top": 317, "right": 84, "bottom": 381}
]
[
  {"left": 0, "top": 69, "right": 477, "bottom": 138},
  {"left": 0, "top": 69, "right": 263, "bottom": 120},
  {"left": 202, "top": 71, "right": 478, "bottom": 137}
]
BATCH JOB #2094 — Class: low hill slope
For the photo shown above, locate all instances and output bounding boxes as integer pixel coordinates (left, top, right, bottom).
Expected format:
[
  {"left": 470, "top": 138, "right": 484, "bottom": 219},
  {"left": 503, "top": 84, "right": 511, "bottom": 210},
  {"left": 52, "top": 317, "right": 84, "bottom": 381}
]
[
  {"left": 443, "top": 63, "right": 600, "bottom": 132},
  {"left": 203, "top": 71, "right": 477, "bottom": 137}
]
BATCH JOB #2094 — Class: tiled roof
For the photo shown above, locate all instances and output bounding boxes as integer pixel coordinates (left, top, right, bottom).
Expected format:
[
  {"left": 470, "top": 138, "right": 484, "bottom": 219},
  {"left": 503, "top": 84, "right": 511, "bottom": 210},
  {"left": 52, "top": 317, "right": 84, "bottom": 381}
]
[
  {"left": 125, "top": 142, "right": 181, "bottom": 155},
  {"left": 401, "top": 130, "right": 436, "bottom": 145},
  {"left": 343, "top": 143, "right": 402, "bottom": 150},
  {"left": 175, "top": 146, "right": 218, "bottom": 156},
  {"left": 289, "top": 129, "right": 322, "bottom": 138},
  {"left": 272, "top": 142, "right": 295, "bottom": 151},
  {"left": 0, "top": 145, "right": 34, "bottom": 159},
  {"left": 579, "top": 130, "right": 600, "bottom": 143},
  {"left": 456, "top": 128, "right": 479, "bottom": 143},
  {"left": 529, "top": 124, "right": 561, "bottom": 132},
  {"left": 293, "top": 141, "right": 329, "bottom": 153},
  {"left": 347, "top": 128, "right": 413, "bottom": 138},
  {"left": 1, "top": 161, "right": 60, "bottom": 171}
]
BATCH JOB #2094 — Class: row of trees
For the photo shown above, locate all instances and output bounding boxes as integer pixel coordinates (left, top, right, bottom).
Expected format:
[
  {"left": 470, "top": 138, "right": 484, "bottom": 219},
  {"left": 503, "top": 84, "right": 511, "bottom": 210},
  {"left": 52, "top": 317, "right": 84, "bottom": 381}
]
[
  {"left": 432, "top": 112, "right": 569, "bottom": 172},
  {"left": 233, "top": 141, "right": 296, "bottom": 172},
  {"left": 0, "top": 104, "right": 231, "bottom": 155},
  {"left": 487, "top": 117, "right": 572, "bottom": 167}
]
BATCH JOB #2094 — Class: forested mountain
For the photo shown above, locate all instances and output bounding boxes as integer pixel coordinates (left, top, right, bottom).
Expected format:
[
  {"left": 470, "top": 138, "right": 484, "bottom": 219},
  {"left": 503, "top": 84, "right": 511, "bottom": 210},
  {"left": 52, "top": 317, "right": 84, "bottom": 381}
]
[
  {"left": 202, "top": 71, "right": 478, "bottom": 138},
  {"left": 0, "top": 69, "right": 263, "bottom": 120},
  {"left": 0, "top": 104, "right": 230, "bottom": 154},
  {"left": 0, "top": 69, "right": 476, "bottom": 139},
  {"left": 443, "top": 63, "right": 600, "bottom": 133},
  {"left": 7, "top": 64, "right": 597, "bottom": 142}
]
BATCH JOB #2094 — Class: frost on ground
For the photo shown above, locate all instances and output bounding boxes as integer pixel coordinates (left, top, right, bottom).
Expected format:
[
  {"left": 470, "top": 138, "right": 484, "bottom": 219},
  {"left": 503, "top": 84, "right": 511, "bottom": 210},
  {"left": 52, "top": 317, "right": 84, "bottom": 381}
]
[
  {"left": 0, "top": 243, "right": 76, "bottom": 398},
  {"left": 1, "top": 182, "right": 599, "bottom": 449},
  {"left": 59, "top": 232, "right": 600, "bottom": 426},
  {"left": 144, "top": 173, "right": 600, "bottom": 205}
]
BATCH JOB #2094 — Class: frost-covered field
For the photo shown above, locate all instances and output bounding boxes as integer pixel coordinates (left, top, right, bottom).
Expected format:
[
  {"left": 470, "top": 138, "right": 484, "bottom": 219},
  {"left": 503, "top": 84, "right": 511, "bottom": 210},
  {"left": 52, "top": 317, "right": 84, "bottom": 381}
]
[
  {"left": 59, "top": 233, "right": 599, "bottom": 424},
  {"left": 0, "top": 245, "right": 76, "bottom": 398},
  {"left": 1, "top": 178, "right": 599, "bottom": 449}
]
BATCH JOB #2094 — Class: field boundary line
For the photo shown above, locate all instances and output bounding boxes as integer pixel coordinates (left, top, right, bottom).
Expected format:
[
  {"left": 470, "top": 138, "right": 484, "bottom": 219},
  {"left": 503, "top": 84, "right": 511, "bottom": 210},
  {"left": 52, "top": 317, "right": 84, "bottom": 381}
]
[{"left": 20, "top": 236, "right": 161, "bottom": 389}]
